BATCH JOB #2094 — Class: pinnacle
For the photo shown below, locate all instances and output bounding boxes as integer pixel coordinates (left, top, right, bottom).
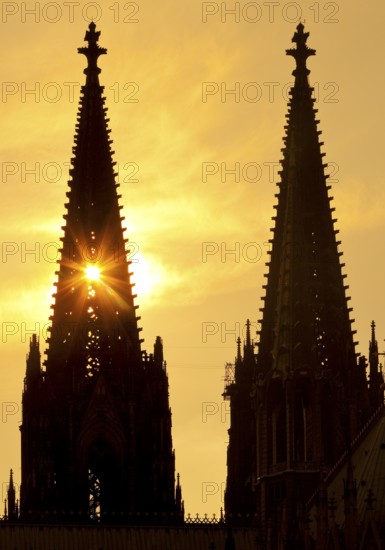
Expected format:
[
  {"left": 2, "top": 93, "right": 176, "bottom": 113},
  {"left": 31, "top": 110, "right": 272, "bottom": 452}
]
[
  {"left": 78, "top": 22, "right": 107, "bottom": 78},
  {"left": 286, "top": 22, "right": 316, "bottom": 81}
]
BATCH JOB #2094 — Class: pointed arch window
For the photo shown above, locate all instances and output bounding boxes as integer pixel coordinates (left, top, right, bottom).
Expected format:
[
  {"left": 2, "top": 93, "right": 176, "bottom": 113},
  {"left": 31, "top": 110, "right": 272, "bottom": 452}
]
[
  {"left": 88, "top": 469, "right": 101, "bottom": 521},
  {"left": 85, "top": 436, "right": 122, "bottom": 520}
]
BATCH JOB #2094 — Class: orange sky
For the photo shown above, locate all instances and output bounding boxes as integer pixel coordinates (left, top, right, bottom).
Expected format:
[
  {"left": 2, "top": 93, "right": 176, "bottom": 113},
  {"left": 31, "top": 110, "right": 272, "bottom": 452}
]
[{"left": 1, "top": 0, "right": 385, "bottom": 516}]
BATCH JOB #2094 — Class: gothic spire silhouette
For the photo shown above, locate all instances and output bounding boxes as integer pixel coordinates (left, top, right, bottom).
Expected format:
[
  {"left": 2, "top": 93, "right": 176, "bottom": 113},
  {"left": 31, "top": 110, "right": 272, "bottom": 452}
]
[
  {"left": 255, "top": 22, "right": 370, "bottom": 535},
  {"left": 224, "top": 23, "right": 371, "bottom": 543},
  {"left": 368, "top": 320, "right": 384, "bottom": 410},
  {"left": 7, "top": 469, "right": 16, "bottom": 521},
  {"left": 257, "top": 22, "right": 357, "bottom": 387},
  {"left": 48, "top": 21, "right": 142, "bottom": 378},
  {"left": 20, "top": 23, "right": 181, "bottom": 523}
]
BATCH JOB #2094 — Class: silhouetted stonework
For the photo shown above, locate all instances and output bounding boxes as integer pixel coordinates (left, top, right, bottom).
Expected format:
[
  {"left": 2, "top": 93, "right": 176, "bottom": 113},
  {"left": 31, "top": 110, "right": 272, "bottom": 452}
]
[
  {"left": 0, "top": 523, "right": 258, "bottom": 549},
  {"left": 4, "top": 21, "right": 385, "bottom": 550},
  {"left": 224, "top": 23, "right": 384, "bottom": 550},
  {"left": 19, "top": 23, "right": 183, "bottom": 523}
]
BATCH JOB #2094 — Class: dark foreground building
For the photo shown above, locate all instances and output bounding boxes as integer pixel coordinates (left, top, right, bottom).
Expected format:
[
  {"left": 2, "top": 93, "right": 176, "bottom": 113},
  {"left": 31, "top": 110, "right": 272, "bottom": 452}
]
[
  {"left": 225, "top": 23, "right": 385, "bottom": 550},
  {"left": 19, "top": 23, "right": 182, "bottom": 523},
  {"left": 0, "top": 23, "right": 258, "bottom": 550},
  {"left": 1, "top": 21, "right": 384, "bottom": 550}
]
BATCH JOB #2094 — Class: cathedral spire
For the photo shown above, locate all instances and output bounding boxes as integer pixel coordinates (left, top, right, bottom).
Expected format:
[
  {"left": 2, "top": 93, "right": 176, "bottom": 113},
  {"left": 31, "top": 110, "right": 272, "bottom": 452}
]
[
  {"left": 257, "top": 23, "right": 360, "bottom": 396},
  {"left": 7, "top": 469, "right": 16, "bottom": 521},
  {"left": 154, "top": 336, "right": 164, "bottom": 369},
  {"left": 371, "top": 320, "right": 377, "bottom": 347},
  {"left": 46, "top": 22, "right": 142, "bottom": 383},
  {"left": 368, "top": 320, "right": 384, "bottom": 411},
  {"left": 369, "top": 321, "right": 379, "bottom": 377},
  {"left": 25, "top": 334, "right": 41, "bottom": 384},
  {"left": 245, "top": 319, "right": 251, "bottom": 349},
  {"left": 236, "top": 336, "right": 242, "bottom": 365},
  {"left": 20, "top": 23, "right": 179, "bottom": 523},
  {"left": 243, "top": 319, "right": 254, "bottom": 366},
  {"left": 224, "top": 22, "right": 370, "bottom": 536},
  {"left": 252, "top": 20, "right": 370, "bottom": 533}
]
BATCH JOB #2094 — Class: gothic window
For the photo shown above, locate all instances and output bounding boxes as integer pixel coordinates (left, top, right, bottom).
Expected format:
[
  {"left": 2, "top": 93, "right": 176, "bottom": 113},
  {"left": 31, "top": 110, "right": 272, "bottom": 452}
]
[
  {"left": 88, "top": 469, "right": 101, "bottom": 521},
  {"left": 268, "top": 381, "right": 287, "bottom": 467},
  {"left": 86, "top": 437, "right": 120, "bottom": 519}
]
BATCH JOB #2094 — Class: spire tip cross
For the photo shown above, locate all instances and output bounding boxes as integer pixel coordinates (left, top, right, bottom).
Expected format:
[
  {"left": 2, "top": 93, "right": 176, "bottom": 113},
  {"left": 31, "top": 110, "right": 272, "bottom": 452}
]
[
  {"left": 84, "top": 21, "right": 100, "bottom": 46},
  {"left": 78, "top": 22, "right": 107, "bottom": 75},
  {"left": 286, "top": 22, "right": 315, "bottom": 75}
]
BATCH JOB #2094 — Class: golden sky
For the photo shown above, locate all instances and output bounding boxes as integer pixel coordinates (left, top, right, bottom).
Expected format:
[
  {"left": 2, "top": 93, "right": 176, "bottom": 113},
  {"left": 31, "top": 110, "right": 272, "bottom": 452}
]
[{"left": 1, "top": 0, "right": 385, "bottom": 516}]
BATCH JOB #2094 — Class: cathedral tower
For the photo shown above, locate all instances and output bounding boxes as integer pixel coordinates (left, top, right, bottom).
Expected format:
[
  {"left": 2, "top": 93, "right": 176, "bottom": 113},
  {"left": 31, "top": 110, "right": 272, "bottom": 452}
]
[
  {"left": 223, "top": 322, "right": 256, "bottom": 520},
  {"left": 20, "top": 23, "right": 182, "bottom": 522},
  {"left": 224, "top": 23, "right": 371, "bottom": 545}
]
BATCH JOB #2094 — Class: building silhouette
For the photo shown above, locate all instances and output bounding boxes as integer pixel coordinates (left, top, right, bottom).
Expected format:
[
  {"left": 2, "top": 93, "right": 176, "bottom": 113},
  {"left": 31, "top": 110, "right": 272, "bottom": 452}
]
[
  {"left": 1, "top": 20, "right": 384, "bottom": 550},
  {"left": 0, "top": 22, "right": 257, "bottom": 550},
  {"left": 20, "top": 22, "right": 182, "bottom": 523},
  {"left": 224, "top": 22, "right": 385, "bottom": 550}
]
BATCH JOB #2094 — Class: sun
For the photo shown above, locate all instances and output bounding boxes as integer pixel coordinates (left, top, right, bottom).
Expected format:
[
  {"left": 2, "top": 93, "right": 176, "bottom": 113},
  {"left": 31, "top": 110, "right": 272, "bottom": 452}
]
[
  {"left": 130, "top": 253, "right": 165, "bottom": 301},
  {"left": 85, "top": 265, "right": 101, "bottom": 281}
]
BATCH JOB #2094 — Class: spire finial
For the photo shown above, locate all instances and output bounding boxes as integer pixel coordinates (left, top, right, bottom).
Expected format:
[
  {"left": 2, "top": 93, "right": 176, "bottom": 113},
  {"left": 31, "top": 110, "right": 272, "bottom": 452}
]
[
  {"left": 246, "top": 319, "right": 251, "bottom": 348},
  {"left": 78, "top": 22, "right": 107, "bottom": 77},
  {"left": 236, "top": 336, "right": 241, "bottom": 362},
  {"left": 371, "top": 320, "right": 376, "bottom": 343},
  {"left": 286, "top": 22, "right": 315, "bottom": 78}
]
